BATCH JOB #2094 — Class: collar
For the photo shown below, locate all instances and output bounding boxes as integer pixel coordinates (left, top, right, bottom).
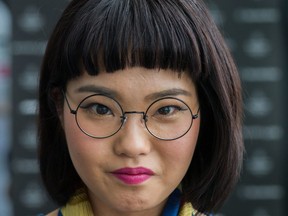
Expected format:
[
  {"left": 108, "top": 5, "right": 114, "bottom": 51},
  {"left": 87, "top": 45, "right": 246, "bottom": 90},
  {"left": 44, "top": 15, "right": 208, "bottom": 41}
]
[{"left": 60, "top": 188, "right": 196, "bottom": 216}]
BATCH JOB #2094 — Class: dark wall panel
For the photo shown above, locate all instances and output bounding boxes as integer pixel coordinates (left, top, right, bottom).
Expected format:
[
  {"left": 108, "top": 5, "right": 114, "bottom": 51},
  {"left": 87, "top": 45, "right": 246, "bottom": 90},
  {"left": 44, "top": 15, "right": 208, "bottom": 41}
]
[
  {"left": 10, "top": 0, "right": 68, "bottom": 215},
  {"left": 208, "top": 0, "right": 287, "bottom": 215}
]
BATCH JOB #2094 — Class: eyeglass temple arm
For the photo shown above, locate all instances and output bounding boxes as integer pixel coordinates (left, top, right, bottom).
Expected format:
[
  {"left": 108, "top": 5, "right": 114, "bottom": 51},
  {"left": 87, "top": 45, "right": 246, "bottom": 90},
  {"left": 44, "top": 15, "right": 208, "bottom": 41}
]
[
  {"left": 192, "top": 108, "right": 200, "bottom": 120},
  {"left": 62, "top": 90, "right": 77, "bottom": 115}
]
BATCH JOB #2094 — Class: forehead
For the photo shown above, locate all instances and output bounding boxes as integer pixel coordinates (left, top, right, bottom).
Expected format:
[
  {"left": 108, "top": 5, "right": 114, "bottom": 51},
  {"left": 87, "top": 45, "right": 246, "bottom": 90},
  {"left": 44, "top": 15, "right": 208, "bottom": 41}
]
[{"left": 66, "top": 67, "right": 198, "bottom": 105}]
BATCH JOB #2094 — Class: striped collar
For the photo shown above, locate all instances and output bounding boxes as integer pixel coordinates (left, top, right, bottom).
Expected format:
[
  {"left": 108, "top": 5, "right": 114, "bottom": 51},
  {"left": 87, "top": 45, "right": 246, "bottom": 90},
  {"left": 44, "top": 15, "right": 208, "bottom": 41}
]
[{"left": 60, "top": 188, "right": 197, "bottom": 216}]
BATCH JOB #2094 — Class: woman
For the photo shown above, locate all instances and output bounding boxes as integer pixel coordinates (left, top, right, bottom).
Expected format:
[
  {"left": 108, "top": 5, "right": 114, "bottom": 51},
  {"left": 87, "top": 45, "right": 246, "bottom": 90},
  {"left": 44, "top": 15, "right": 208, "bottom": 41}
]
[{"left": 38, "top": 0, "right": 244, "bottom": 215}]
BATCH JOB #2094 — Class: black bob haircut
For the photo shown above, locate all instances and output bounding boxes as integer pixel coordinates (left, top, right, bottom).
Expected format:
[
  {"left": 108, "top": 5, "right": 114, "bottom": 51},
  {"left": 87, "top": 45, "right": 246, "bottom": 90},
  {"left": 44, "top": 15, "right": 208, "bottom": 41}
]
[{"left": 38, "top": 0, "right": 243, "bottom": 213}]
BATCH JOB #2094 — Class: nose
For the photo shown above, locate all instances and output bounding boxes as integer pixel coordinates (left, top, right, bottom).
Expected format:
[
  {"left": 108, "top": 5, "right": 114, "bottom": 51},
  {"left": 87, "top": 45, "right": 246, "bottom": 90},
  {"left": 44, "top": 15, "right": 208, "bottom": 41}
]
[{"left": 113, "top": 113, "right": 151, "bottom": 158}]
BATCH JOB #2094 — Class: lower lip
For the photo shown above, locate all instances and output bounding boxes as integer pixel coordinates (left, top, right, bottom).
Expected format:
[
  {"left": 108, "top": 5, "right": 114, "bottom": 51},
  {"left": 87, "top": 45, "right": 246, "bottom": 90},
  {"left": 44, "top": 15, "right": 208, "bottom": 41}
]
[{"left": 112, "top": 173, "right": 152, "bottom": 185}]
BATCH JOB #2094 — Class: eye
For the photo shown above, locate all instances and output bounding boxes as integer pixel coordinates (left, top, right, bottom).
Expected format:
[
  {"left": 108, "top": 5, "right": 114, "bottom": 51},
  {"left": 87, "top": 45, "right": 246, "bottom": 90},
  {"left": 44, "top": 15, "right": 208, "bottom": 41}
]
[
  {"left": 156, "top": 106, "right": 182, "bottom": 116},
  {"left": 81, "top": 103, "right": 113, "bottom": 116},
  {"left": 93, "top": 104, "right": 112, "bottom": 115}
]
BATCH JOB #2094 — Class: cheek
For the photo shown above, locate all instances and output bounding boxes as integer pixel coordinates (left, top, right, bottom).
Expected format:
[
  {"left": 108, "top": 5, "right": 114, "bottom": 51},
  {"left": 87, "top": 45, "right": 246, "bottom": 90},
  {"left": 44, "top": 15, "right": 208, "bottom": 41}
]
[
  {"left": 159, "top": 121, "right": 200, "bottom": 181},
  {"left": 62, "top": 110, "right": 109, "bottom": 186},
  {"left": 169, "top": 119, "right": 199, "bottom": 160},
  {"left": 165, "top": 134, "right": 197, "bottom": 167},
  {"left": 63, "top": 110, "right": 83, "bottom": 147},
  {"left": 62, "top": 105, "right": 111, "bottom": 162},
  {"left": 63, "top": 109, "right": 96, "bottom": 167}
]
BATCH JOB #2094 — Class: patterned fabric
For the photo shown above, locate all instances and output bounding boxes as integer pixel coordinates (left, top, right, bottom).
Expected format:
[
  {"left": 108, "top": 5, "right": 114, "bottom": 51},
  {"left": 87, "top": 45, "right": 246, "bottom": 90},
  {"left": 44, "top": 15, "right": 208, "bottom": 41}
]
[
  {"left": 59, "top": 188, "right": 197, "bottom": 216},
  {"left": 179, "top": 202, "right": 197, "bottom": 216},
  {"left": 60, "top": 189, "right": 93, "bottom": 216}
]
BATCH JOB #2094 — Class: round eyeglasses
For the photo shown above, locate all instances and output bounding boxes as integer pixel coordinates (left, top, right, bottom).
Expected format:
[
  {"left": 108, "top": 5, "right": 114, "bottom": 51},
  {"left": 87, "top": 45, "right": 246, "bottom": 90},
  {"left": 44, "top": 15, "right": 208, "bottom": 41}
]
[{"left": 63, "top": 92, "right": 199, "bottom": 141}]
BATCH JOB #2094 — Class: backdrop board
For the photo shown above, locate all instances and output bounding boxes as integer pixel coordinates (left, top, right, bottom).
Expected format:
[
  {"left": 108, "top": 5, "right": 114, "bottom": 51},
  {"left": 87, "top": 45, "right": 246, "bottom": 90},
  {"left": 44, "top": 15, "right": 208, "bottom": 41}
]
[
  {"left": 0, "top": 0, "right": 12, "bottom": 215},
  {"left": 208, "top": 0, "right": 286, "bottom": 215},
  {"left": 10, "top": 0, "right": 68, "bottom": 215},
  {"left": 280, "top": 0, "right": 288, "bottom": 213}
]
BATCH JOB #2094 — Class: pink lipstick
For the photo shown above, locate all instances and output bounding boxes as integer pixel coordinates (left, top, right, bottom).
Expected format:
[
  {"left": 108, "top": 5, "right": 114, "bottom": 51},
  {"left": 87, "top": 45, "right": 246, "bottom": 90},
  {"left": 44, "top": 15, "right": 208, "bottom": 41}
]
[{"left": 111, "top": 167, "right": 154, "bottom": 185}]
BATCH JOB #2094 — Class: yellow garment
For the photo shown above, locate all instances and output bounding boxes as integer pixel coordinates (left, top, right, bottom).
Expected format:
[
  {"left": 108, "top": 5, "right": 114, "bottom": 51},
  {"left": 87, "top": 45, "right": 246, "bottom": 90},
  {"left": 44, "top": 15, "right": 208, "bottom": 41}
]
[
  {"left": 61, "top": 190, "right": 93, "bottom": 216},
  {"left": 179, "top": 202, "right": 197, "bottom": 216},
  {"left": 61, "top": 189, "right": 197, "bottom": 216}
]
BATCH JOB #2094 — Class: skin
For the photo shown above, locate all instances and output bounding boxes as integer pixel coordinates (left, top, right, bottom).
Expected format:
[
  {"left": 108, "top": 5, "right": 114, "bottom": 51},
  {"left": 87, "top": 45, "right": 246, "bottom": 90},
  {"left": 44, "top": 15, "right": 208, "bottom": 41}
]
[{"left": 55, "top": 67, "right": 200, "bottom": 216}]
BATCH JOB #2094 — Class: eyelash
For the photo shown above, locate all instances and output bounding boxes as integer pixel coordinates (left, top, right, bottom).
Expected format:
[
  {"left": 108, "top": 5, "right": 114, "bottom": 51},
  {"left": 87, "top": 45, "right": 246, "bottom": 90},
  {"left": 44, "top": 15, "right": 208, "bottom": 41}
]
[
  {"left": 80, "top": 103, "right": 113, "bottom": 116},
  {"left": 155, "top": 105, "right": 184, "bottom": 116}
]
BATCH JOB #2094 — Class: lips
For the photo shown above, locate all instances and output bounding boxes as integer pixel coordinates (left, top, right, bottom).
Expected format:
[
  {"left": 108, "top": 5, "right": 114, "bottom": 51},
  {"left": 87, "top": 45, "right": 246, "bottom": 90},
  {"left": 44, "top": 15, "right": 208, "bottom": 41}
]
[{"left": 111, "top": 167, "right": 154, "bottom": 185}]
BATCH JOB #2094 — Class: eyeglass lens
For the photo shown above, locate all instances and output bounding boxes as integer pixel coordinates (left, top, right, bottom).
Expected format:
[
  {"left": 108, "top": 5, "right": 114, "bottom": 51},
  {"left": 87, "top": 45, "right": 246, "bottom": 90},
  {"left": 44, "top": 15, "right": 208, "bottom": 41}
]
[{"left": 75, "top": 95, "right": 194, "bottom": 140}]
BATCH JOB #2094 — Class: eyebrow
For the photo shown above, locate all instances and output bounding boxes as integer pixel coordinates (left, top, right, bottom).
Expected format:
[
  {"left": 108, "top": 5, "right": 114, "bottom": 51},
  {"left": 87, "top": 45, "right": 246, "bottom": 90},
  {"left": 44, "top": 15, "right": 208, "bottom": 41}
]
[
  {"left": 75, "top": 85, "right": 120, "bottom": 98},
  {"left": 75, "top": 85, "right": 192, "bottom": 100},
  {"left": 144, "top": 88, "right": 192, "bottom": 101}
]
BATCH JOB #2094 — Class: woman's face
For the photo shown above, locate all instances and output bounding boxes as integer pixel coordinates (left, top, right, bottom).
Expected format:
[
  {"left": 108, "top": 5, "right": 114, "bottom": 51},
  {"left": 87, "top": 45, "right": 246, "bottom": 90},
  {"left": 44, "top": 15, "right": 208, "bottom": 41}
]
[{"left": 63, "top": 67, "right": 200, "bottom": 215}]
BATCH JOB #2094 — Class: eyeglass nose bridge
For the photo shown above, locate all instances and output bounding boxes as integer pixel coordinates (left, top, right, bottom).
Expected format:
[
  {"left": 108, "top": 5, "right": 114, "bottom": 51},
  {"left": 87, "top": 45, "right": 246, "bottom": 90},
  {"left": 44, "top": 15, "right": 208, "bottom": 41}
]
[{"left": 120, "top": 111, "right": 148, "bottom": 125}]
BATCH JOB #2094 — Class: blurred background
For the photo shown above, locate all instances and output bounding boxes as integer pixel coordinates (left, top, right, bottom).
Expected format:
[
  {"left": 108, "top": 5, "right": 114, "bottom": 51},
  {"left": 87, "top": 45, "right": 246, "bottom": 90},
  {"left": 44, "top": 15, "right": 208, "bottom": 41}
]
[{"left": 0, "top": 0, "right": 287, "bottom": 215}]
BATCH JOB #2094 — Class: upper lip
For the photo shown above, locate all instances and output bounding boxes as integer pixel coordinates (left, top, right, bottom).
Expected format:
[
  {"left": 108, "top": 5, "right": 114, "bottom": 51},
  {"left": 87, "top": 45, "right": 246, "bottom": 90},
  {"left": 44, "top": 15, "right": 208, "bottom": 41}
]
[{"left": 111, "top": 167, "right": 154, "bottom": 175}]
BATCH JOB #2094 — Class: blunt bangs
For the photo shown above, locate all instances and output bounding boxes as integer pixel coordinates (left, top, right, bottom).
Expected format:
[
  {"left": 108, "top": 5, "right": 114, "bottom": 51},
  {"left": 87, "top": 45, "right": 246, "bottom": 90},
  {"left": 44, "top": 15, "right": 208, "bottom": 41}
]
[{"left": 61, "top": 0, "right": 202, "bottom": 80}]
